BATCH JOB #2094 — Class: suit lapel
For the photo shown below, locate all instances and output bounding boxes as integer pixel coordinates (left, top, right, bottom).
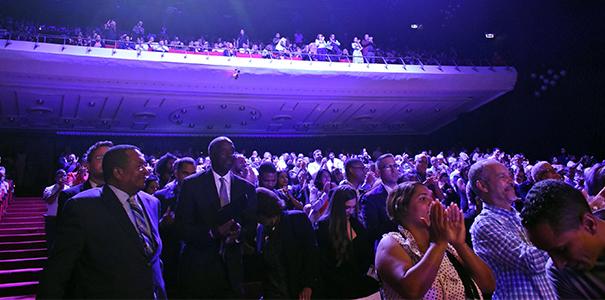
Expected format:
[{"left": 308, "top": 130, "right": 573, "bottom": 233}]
[
  {"left": 100, "top": 186, "right": 147, "bottom": 258},
  {"left": 205, "top": 170, "right": 221, "bottom": 210}
]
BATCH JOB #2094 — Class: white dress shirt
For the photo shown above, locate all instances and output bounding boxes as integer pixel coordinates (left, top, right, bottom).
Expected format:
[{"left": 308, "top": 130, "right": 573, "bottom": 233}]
[
  {"left": 108, "top": 185, "right": 151, "bottom": 234},
  {"left": 212, "top": 170, "right": 232, "bottom": 207}
]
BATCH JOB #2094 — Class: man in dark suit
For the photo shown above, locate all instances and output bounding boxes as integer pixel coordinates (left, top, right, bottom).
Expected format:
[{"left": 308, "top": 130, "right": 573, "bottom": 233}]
[
  {"left": 360, "top": 153, "right": 400, "bottom": 246},
  {"left": 255, "top": 187, "right": 319, "bottom": 299},
  {"left": 56, "top": 140, "right": 113, "bottom": 223},
  {"left": 154, "top": 156, "right": 197, "bottom": 298},
  {"left": 176, "top": 136, "right": 257, "bottom": 298},
  {"left": 38, "top": 145, "right": 166, "bottom": 299}
]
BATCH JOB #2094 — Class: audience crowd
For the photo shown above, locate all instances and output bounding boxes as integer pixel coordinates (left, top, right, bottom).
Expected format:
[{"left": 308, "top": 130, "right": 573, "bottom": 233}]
[
  {"left": 0, "top": 17, "right": 486, "bottom": 66},
  {"left": 31, "top": 136, "right": 605, "bottom": 299}
]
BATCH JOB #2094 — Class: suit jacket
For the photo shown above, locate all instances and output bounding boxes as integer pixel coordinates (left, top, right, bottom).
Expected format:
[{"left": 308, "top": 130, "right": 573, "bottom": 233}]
[
  {"left": 175, "top": 169, "right": 257, "bottom": 298},
  {"left": 38, "top": 186, "right": 166, "bottom": 299},
  {"left": 360, "top": 184, "right": 398, "bottom": 246},
  {"left": 56, "top": 180, "right": 92, "bottom": 222},
  {"left": 256, "top": 211, "right": 320, "bottom": 298},
  {"left": 154, "top": 180, "right": 179, "bottom": 217}
]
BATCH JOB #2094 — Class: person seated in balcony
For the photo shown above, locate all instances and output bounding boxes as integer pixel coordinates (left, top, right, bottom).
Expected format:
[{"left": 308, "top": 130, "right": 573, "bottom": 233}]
[
  {"left": 169, "top": 36, "right": 184, "bottom": 49},
  {"left": 275, "top": 36, "right": 289, "bottom": 57},
  {"left": 262, "top": 44, "right": 274, "bottom": 59},
  {"left": 118, "top": 34, "right": 135, "bottom": 50},
  {"left": 352, "top": 37, "right": 363, "bottom": 63},
  {"left": 146, "top": 36, "right": 160, "bottom": 51},
  {"left": 153, "top": 40, "right": 169, "bottom": 52},
  {"left": 327, "top": 33, "right": 342, "bottom": 59},
  {"left": 135, "top": 37, "right": 146, "bottom": 51},
  {"left": 315, "top": 34, "right": 328, "bottom": 61},
  {"left": 223, "top": 41, "right": 236, "bottom": 56},
  {"left": 361, "top": 34, "right": 375, "bottom": 63}
]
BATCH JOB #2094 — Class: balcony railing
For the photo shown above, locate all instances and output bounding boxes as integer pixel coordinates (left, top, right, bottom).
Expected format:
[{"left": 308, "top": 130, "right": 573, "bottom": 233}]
[{"left": 0, "top": 31, "right": 512, "bottom": 69}]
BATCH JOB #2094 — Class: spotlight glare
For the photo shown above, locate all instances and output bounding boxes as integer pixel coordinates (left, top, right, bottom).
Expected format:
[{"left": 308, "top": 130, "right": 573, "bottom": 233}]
[
  {"left": 485, "top": 33, "right": 495, "bottom": 39},
  {"left": 411, "top": 24, "right": 419, "bottom": 29}
]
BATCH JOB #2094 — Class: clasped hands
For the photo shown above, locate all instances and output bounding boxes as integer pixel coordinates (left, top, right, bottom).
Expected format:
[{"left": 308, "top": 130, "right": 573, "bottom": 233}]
[
  {"left": 421, "top": 202, "right": 466, "bottom": 248},
  {"left": 216, "top": 219, "right": 241, "bottom": 245}
]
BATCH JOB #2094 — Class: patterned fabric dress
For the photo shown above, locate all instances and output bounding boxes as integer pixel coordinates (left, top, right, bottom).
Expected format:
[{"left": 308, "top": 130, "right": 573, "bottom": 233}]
[{"left": 381, "top": 226, "right": 483, "bottom": 300}]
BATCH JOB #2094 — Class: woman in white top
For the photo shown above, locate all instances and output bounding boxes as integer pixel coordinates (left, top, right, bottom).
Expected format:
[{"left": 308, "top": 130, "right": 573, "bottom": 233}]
[
  {"left": 375, "top": 181, "right": 495, "bottom": 299},
  {"left": 351, "top": 37, "right": 363, "bottom": 64},
  {"left": 315, "top": 34, "right": 328, "bottom": 61}
]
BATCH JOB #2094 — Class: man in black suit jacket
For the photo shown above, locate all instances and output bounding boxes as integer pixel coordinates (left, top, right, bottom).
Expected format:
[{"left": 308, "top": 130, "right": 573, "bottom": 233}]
[
  {"left": 154, "top": 156, "right": 197, "bottom": 298},
  {"left": 176, "top": 136, "right": 257, "bottom": 298},
  {"left": 38, "top": 145, "right": 166, "bottom": 299},
  {"left": 360, "top": 153, "right": 400, "bottom": 246},
  {"left": 255, "top": 187, "right": 319, "bottom": 299},
  {"left": 56, "top": 140, "right": 113, "bottom": 223}
]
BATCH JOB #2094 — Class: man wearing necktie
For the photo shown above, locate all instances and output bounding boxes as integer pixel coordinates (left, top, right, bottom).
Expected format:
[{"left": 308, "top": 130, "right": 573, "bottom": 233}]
[
  {"left": 176, "top": 136, "right": 257, "bottom": 298},
  {"left": 39, "top": 145, "right": 166, "bottom": 299}
]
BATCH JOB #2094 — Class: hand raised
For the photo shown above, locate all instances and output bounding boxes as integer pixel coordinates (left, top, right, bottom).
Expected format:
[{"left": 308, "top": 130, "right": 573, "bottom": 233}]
[
  {"left": 428, "top": 201, "right": 448, "bottom": 244},
  {"left": 445, "top": 203, "right": 466, "bottom": 247}
]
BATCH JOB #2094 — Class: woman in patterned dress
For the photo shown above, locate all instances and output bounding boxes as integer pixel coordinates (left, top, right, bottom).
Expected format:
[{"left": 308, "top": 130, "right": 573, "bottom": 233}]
[{"left": 375, "top": 181, "right": 495, "bottom": 299}]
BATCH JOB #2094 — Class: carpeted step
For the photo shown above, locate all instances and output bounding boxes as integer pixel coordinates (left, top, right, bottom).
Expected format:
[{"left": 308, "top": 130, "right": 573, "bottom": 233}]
[
  {"left": 0, "top": 281, "right": 38, "bottom": 298},
  {"left": 7, "top": 203, "right": 44, "bottom": 207},
  {"left": 0, "top": 222, "right": 45, "bottom": 229},
  {"left": 0, "top": 241, "right": 47, "bottom": 251},
  {"left": 0, "top": 268, "right": 42, "bottom": 284},
  {"left": 6, "top": 208, "right": 47, "bottom": 213},
  {"left": 0, "top": 249, "right": 47, "bottom": 260},
  {"left": 0, "top": 257, "right": 46, "bottom": 270},
  {"left": 1, "top": 217, "right": 44, "bottom": 223},
  {"left": 0, "top": 228, "right": 45, "bottom": 235},
  {"left": 3, "top": 212, "right": 45, "bottom": 218},
  {"left": 0, "top": 294, "right": 35, "bottom": 300},
  {"left": 0, "top": 233, "right": 46, "bottom": 243}
]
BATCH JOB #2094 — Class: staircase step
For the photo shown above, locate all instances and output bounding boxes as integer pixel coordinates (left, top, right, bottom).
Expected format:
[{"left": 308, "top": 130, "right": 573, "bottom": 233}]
[
  {"left": 0, "top": 295, "right": 36, "bottom": 300},
  {"left": 0, "top": 228, "right": 45, "bottom": 235},
  {"left": 7, "top": 203, "right": 44, "bottom": 207},
  {"left": 0, "top": 222, "right": 45, "bottom": 229},
  {"left": 3, "top": 212, "right": 45, "bottom": 218},
  {"left": 0, "top": 281, "right": 38, "bottom": 298},
  {"left": 0, "top": 257, "right": 46, "bottom": 270},
  {"left": 0, "top": 268, "right": 42, "bottom": 284},
  {"left": 6, "top": 208, "right": 47, "bottom": 213},
  {"left": 0, "top": 248, "right": 47, "bottom": 260},
  {"left": 0, "top": 241, "right": 47, "bottom": 251},
  {"left": 0, "top": 233, "right": 46, "bottom": 243},
  {"left": 1, "top": 217, "right": 44, "bottom": 223}
]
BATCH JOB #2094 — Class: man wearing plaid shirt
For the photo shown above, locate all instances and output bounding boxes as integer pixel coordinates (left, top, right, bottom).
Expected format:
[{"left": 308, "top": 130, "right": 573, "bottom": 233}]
[{"left": 469, "top": 159, "right": 556, "bottom": 299}]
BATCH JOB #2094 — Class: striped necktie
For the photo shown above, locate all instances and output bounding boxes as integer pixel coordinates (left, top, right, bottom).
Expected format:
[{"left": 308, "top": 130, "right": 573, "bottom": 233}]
[
  {"left": 219, "top": 177, "right": 229, "bottom": 207},
  {"left": 127, "top": 195, "right": 156, "bottom": 259}
]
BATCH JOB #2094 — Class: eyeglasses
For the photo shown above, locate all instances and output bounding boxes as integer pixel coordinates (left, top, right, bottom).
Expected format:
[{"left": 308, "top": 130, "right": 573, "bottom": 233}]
[{"left": 380, "top": 164, "right": 399, "bottom": 170}]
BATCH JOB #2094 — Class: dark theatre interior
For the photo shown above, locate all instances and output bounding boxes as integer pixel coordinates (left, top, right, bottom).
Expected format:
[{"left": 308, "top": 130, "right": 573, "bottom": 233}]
[{"left": 0, "top": 0, "right": 604, "bottom": 299}]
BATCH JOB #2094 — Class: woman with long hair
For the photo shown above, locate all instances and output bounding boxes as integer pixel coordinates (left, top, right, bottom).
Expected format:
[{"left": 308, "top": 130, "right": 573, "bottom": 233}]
[
  {"left": 306, "top": 169, "right": 336, "bottom": 223},
  {"left": 315, "top": 186, "right": 379, "bottom": 298},
  {"left": 376, "top": 181, "right": 495, "bottom": 299}
]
